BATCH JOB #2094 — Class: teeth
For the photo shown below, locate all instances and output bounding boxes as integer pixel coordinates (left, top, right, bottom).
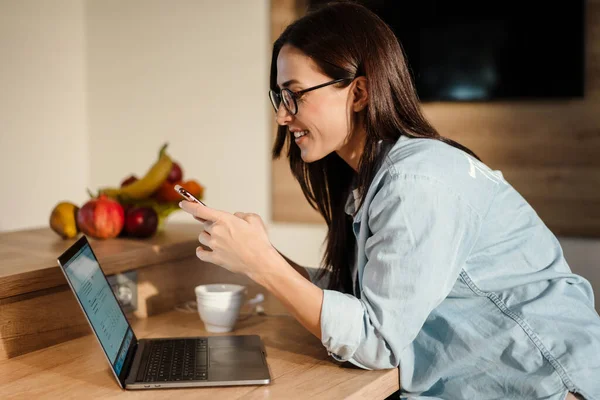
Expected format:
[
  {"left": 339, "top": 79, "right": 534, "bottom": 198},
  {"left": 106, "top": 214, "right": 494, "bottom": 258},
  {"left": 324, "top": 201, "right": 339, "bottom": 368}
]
[{"left": 293, "top": 130, "right": 308, "bottom": 138}]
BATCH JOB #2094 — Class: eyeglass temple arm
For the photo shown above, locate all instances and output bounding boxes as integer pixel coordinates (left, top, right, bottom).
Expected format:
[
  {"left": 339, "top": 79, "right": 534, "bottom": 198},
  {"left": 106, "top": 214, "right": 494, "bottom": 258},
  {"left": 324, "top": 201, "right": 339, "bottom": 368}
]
[{"left": 295, "top": 78, "right": 352, "bottom": 96}]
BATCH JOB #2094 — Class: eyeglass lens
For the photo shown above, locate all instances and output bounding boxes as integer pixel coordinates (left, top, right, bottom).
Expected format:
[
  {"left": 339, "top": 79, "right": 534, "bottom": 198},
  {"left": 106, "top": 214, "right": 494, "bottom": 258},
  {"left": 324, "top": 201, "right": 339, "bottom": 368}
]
[{"left": 269, "top": 89, "right": 297, "bottom": 115}]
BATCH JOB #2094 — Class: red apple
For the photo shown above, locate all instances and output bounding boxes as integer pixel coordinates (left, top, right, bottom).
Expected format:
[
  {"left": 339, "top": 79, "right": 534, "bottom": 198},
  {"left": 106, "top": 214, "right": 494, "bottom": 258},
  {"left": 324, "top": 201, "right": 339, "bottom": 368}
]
[
  {"left": 77, "top": 195, "right": 125, "bottom": 239},
  {"left": 118, "top": 203, "right": 134, "bottom": 237},
  {"left": 120, "top": 175, "right": 138, "bottom": 187},
  {"left": 125, "top": 206, "right": 158, "bottom": 238},
  {"left": 167, "top": 162, "right": 183, "bottom": 183}
]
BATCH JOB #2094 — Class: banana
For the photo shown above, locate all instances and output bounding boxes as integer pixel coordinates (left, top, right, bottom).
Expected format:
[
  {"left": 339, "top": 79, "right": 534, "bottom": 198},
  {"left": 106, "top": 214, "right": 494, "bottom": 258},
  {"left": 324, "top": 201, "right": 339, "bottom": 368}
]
[{"left": 100, "top": 143, "right": 173, "bottom": 201}]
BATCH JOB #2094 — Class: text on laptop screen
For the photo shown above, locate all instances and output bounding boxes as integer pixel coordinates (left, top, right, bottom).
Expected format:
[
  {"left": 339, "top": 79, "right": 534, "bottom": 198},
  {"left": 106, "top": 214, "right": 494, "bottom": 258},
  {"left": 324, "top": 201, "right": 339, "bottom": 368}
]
[{"left": 62, "top": 243, "right": 133, "bottom": 375}]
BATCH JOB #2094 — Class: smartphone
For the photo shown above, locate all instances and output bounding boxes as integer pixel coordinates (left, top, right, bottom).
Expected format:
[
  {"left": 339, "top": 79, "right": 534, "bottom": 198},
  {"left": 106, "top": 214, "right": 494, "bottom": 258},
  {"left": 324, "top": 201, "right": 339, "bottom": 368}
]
[{"left": 174, "top": 184, "right": 206, "bottom": 206}]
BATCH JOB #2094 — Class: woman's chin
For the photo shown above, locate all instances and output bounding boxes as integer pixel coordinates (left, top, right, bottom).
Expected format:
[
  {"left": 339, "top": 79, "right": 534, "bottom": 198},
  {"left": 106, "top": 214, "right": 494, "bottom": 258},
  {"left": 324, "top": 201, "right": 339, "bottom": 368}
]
[
  {"left": 300, "top": 147, "right": 332, "bottom": 163},
  {"left": 300, "top": 150, "right": 320, "bottom": 163}
]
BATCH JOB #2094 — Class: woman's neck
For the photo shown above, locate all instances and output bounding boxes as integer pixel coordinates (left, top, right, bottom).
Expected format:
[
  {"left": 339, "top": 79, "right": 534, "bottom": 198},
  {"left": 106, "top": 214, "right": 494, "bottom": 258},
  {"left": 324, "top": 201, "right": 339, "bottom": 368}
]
[{"left": 336, "top": 127, "right": 367, "bottom": 172}]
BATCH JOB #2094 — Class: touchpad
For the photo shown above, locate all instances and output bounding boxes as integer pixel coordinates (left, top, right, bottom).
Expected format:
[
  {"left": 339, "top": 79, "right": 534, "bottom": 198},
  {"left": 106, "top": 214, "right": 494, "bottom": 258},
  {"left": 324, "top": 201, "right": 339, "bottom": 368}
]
[{"left": 209, "top": 347, "right": 264, "bottom": 367}]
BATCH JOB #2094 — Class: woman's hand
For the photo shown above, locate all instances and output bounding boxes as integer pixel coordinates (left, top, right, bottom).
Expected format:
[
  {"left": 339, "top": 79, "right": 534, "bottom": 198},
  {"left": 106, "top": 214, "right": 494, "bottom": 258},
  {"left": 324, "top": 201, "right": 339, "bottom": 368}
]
[
  {"left": 180, "top": 200, "right": 324, "bottom": 340},
  {"left": 178, "top": 201, "right": 277, "bottom": 280}
]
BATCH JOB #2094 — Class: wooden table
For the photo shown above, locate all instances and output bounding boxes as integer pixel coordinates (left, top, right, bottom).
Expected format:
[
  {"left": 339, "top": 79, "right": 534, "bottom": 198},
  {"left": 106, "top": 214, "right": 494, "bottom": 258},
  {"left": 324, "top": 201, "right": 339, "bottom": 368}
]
[{"left": 0, "top": 309, "right": 399, "bottom": 399}]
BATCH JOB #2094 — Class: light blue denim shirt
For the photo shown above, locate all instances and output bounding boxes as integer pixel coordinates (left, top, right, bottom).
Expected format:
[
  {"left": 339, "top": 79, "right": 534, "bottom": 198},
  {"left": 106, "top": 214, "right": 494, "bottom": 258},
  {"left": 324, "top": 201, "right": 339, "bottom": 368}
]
[{"left": 308, "top": 136, "right": 600, "bottom": 399}]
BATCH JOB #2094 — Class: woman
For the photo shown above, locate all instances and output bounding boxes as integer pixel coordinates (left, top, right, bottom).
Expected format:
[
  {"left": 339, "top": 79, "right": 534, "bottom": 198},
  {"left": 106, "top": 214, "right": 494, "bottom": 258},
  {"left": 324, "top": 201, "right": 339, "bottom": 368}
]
[{"left": 180, "top": 2, "right": 600, "bottom": 399}]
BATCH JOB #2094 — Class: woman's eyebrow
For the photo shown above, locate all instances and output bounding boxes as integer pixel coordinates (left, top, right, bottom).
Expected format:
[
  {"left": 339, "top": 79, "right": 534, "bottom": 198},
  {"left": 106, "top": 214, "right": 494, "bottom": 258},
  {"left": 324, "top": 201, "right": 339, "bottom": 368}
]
[{"left": 279, "top": 79, "right": 301, "bottom": 88}]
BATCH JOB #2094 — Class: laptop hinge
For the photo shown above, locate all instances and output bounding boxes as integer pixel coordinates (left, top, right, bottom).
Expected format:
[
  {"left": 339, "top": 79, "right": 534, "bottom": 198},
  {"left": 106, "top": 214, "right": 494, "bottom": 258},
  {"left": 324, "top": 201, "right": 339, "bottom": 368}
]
[{"left": 122, "top": 340, "right": 139, "bottom": 382}]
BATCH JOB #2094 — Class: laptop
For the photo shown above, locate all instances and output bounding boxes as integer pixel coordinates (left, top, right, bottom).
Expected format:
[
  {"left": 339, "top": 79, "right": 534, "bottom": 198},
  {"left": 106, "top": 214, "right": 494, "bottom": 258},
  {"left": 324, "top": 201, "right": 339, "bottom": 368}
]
[{"left": 57, "top": 235, "right": 271, "bottom": 390}]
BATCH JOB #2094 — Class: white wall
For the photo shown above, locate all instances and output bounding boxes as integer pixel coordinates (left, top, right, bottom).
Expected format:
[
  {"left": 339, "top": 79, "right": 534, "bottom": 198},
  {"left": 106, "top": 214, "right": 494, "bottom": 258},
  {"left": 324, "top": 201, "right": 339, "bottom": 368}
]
[
  {"left": 84, "top": 0, "right": 327, "bottom": 269},
  {"left": 0, "top": 0, "right": 597, "bottom": 307},
  {"left": 0, "top": 0, "right": 88, "bottom": 231},
  {"left": 86, "top": 0, "right": 270, "bottom": 218}
]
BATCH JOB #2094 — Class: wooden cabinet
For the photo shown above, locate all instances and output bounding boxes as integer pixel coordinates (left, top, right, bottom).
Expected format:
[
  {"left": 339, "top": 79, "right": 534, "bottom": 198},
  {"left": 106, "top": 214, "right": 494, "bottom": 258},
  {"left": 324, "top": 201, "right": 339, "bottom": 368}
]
[{"left": 0, "top": 223, "right": 280, "bottom": 360}]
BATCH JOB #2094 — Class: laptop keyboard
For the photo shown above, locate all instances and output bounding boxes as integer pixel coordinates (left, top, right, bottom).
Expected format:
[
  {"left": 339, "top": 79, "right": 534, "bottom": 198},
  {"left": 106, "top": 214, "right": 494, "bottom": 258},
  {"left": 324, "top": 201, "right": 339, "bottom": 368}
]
[{"left": 138, "top": 338, "right": 208, "bottom": 382}]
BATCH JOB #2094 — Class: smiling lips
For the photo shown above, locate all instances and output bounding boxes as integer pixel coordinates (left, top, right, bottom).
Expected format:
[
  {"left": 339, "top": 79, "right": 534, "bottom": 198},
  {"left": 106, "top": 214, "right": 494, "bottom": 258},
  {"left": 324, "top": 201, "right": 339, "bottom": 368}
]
[
  {"left": 290, "top": 128, "right": 309, "bottom": 143},
  {"left": 293, "top": 130, "right": 308, "bottom": 138}
]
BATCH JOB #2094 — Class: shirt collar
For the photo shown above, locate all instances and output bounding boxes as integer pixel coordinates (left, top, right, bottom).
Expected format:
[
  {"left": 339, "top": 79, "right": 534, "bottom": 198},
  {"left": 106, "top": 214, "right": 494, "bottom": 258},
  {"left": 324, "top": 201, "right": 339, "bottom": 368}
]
[{"left": 344, "top": 139, "right": 394, "bottom": 216}]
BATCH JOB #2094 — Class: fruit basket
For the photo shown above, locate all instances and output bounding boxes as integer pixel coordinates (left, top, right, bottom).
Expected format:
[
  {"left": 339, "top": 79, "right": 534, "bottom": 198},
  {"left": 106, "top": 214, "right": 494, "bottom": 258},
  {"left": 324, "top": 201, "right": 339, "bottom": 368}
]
[{"left": 49, "top": 143, "right": 205, "bottom": 240}]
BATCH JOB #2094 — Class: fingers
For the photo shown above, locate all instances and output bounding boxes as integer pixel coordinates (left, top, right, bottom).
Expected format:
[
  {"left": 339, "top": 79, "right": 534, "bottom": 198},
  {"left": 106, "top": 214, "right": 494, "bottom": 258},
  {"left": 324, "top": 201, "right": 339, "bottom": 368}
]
[
  {"left": 179, "top": 200, "right": 224, "bottom": 222},
  {"left": 196, "top": 246, "right": 215, "bottom": 263},
  {"left": 201, "top": 219, "right": 214, "bottom": 235},
  {"left": 198, "top": 231, "right": 212, "bottom": 249}
]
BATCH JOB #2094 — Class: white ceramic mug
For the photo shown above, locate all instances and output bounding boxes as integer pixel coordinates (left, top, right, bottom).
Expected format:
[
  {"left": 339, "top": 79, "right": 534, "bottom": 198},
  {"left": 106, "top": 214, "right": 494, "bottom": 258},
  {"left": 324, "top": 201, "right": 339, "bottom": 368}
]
[{"left": 194, "top": 284, "right": 248, "bottom": 333}]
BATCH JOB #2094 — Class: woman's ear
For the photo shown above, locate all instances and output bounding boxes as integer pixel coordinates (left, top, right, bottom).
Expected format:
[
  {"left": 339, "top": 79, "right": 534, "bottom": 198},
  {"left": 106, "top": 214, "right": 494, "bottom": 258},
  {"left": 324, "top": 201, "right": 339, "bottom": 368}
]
[{"left": 351, "top": 77, "right": 368, "bottom": 112}]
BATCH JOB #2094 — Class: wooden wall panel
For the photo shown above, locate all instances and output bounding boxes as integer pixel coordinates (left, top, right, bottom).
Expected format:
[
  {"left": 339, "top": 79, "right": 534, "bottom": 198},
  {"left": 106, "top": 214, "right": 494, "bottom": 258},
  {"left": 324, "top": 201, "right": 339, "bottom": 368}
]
[{"left": 270, "top": 0, "right": 600, "bottom": 237}]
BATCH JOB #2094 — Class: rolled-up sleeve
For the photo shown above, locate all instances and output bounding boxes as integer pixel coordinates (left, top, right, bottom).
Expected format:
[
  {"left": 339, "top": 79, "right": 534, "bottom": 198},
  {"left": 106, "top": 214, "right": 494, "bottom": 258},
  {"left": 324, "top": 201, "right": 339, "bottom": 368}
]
[{"left": 320, "top": 174, "right": 481, "bottom": 369}]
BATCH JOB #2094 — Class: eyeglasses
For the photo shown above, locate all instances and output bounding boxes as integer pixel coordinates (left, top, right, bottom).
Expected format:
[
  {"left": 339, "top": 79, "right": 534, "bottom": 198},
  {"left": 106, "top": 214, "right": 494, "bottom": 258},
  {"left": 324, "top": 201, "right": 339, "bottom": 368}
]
[{"left": 269, "top": 78, "right": 351, "bottom": 116}]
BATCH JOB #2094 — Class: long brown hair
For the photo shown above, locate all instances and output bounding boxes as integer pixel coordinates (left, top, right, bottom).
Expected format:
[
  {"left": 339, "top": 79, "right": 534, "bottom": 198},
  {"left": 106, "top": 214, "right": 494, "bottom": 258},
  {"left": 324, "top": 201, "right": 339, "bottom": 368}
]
[{"left": 270, "top": 1, "right": 479, "bottom": 293}]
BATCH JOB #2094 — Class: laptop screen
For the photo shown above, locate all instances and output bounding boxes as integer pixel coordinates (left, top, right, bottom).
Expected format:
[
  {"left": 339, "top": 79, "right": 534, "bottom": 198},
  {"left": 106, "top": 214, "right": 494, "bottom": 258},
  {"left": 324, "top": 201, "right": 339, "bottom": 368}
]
[{"left": 60, "top": 240, "right": 134, "bottom": 376}]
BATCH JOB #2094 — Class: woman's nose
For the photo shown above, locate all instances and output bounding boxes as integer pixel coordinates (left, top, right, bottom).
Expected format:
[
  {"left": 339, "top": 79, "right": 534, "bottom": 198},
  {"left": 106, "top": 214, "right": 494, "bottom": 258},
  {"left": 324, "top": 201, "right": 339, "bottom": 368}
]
[{"left": 275, "top": 104, "right": 293, "bottom": 126}]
